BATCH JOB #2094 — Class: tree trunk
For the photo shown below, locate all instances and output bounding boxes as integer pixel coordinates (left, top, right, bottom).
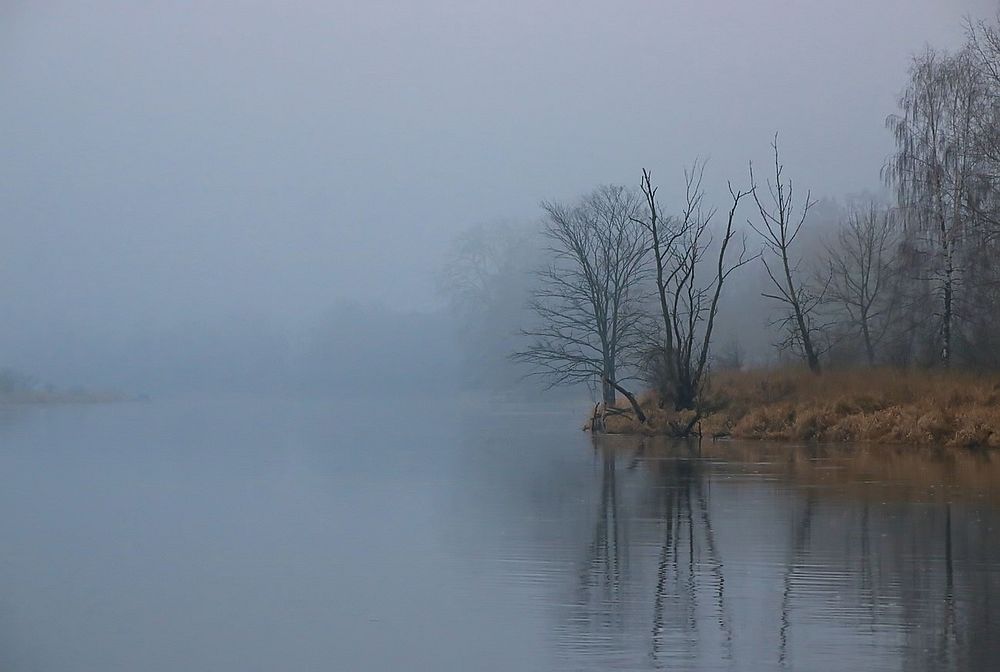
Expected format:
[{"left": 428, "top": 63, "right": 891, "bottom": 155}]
[
  {"left": 590, "top": 403, "right": 603, "bottom": 432},
  {"left": 602, "top": 376, "right": 616, "bottom": 406},
  {"left": 783, "top": 247, "right": 821, "bottom": 374},
  {"left": 942, "top": 236, "right": 953, "bottom": 368},
  {"left": 674, "top": 382, "right": 696, "bottom": 413},
  {"left": 640, "top": 171, "right": 679, "bottom": 389},
  {"left": 608, "top": 379, "right": 647, "bottom": 424},
  {"left": 861, "top": 319, "right": 876, "bottom": 366}
]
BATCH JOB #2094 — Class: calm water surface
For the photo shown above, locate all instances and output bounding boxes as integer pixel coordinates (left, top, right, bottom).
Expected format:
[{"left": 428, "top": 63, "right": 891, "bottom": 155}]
[{"left": 0, "top": 398, "right": 996, "bottom": 671}]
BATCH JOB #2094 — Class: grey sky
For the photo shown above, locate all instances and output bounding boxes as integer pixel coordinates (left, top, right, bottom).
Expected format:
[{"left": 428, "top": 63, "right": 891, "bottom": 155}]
[{"left": 0, "top": 0, "right": 995, "bottom": 333}]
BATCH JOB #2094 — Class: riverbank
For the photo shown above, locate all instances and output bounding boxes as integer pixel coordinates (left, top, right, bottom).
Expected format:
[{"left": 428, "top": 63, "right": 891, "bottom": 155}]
[
  {"left": 0, "top": 389, "right": 128, "bottom": 405},
  {"left": 600, "top": 368, "right": 1000, "bottom": 448},
  {"left": 0, "top": 369, "right": 128, "bottom": 405}
]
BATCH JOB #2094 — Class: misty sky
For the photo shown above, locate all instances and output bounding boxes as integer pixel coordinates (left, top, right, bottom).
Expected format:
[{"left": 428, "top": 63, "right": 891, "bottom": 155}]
[{"left": 0, "top": 0, "right": 995, "bottom": 342}]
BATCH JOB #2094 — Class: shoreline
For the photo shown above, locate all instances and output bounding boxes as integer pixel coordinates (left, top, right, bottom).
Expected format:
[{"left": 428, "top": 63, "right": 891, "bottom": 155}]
[
  {"left": 594, "top": 368, "right": 1000, "bottom": 449},
  {"left": 0, "top": 392, "right": 133, "bottom": 406}
]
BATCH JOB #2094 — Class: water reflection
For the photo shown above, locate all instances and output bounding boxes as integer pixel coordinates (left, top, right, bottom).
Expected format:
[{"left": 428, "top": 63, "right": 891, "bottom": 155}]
[
  {"left": 551, "top": 436, "right": 1000, "bottom": 671},
  {"left": 0, "top": 402, "right": 998, "bottom": 671}
]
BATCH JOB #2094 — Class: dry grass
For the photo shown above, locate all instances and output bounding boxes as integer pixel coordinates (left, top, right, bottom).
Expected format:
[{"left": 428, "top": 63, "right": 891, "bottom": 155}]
[{"left": 599, "top": 367, "right": 1000, "bottom": 448}]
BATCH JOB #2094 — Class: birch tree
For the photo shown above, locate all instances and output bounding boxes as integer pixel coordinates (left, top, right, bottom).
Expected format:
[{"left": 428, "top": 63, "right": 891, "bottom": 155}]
[{"left": 885, "top": 48, "right": 986, "bottom": 368}]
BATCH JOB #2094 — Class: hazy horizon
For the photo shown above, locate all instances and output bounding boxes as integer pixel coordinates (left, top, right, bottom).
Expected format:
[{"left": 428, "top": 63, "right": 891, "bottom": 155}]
[{"left": 1, "top": 1, "right": 996, "bottom": 391}]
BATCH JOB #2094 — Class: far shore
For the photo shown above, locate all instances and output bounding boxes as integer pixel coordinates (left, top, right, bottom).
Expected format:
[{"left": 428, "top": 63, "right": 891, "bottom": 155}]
[
  {"left": 0, "top": 391, "right": 133, "bottom": 405},
  {"left": 595, "top": 368, "right": 1000, "bottom": 450}
]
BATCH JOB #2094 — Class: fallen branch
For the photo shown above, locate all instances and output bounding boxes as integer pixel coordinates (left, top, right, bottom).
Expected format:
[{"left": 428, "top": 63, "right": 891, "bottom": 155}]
[
  {"left": 604, "top": 376, "right": 647, "bottom": 424},
  {"left": 588, "top": 402, "right": 603, "bottom": 432}
]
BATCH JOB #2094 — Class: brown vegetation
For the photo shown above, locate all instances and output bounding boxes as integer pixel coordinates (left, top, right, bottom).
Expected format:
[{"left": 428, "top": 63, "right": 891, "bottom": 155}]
[{"left": 596, "top": 367, "right": 1000, "bottom": 449}]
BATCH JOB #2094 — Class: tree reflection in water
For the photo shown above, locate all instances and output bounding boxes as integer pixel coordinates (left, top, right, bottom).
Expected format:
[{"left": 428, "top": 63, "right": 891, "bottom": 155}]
[{"left": 558, "top": 436, "right": 1000, "bottom": 672}]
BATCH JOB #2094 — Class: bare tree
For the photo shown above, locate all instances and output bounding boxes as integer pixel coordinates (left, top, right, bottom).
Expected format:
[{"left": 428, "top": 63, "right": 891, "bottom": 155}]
[
  {"left": 438, "top": 222, "right": 533, "bottom": 315},
  {"left": 967, "top": 12, "right": 1000, "bottom": 88},
  {"left": 822, "top": 205, "right": 900, "bottom": 365},
  {"left": 959, "top": 15, "right": 1000, "bottom": 367},
  {"left": 437, "top": 222, "right": 539, "bottom": 391},
  {"left": 514, "top": 186, "right": 649, "bottom": 416},
  {"left": 966, "top": 13, "right": 1000, "bottom": 214},
  {"left": 636, "top": 163, "right": 755, "bottom": 412},
  {"left": 749, "top": 136, "right": 825, "bottom": 373},
  {"left": 885, "top": 47, "right": 987, "bottom": 368},
  {"left": 714, "top": 335, "right": 745, "bottom": 371}
]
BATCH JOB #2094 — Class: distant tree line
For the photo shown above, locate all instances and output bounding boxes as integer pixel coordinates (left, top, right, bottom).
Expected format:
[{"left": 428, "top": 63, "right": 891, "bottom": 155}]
[{"left": 439, "top": 13, "right": 1000, "bottom": 422}]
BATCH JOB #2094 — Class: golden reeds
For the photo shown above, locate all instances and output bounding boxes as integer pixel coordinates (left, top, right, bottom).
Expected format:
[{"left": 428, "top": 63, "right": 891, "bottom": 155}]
[{"left": 600, "top": 367, "right": 1000, "bottom": 448}]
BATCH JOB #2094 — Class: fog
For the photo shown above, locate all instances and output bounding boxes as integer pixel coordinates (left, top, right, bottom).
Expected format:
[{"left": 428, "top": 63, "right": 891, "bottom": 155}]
[{"left": 0, "top": 1, "right": 995, "bottom": 394}]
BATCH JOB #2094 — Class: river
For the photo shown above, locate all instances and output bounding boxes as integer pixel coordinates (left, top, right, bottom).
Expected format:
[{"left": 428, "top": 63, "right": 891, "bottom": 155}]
[{"left": 0, "top": 397, "right": 995, "bottom": 671}]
